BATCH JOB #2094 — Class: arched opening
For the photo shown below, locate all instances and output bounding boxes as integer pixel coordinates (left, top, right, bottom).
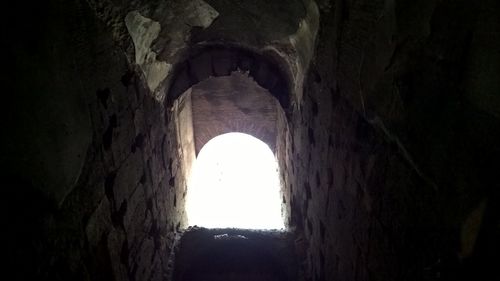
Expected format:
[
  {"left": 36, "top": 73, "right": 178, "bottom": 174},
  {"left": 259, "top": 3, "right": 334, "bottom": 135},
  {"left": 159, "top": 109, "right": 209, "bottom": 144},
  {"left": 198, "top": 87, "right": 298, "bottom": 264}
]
[
  {"left": 186, "top": 132, "right": 284, "bottom": 229},
  {"left": 165, "top": 46, "right": 295, "bottom": 232}
]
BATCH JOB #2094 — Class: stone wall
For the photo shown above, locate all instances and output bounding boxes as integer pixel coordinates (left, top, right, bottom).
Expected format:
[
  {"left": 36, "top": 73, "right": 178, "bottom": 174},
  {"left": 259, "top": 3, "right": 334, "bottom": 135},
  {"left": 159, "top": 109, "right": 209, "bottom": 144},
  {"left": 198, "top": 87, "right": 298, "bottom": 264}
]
[
  {"left": 2, "top": 0, "right": 184, "bottom": 280},
  {"left": 284, "top": 0, "right": 500, "bottom": 281},
  {"left": 190, "top": 73, "right": 278, "bottom": 153}
]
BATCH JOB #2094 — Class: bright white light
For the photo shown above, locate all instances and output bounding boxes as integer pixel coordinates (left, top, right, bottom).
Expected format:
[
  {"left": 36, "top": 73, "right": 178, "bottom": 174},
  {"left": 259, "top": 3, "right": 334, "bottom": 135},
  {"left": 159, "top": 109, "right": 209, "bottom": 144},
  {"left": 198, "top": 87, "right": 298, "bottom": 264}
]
[{"left": 186, "top": 132, "right": 284, "bottom": 229}]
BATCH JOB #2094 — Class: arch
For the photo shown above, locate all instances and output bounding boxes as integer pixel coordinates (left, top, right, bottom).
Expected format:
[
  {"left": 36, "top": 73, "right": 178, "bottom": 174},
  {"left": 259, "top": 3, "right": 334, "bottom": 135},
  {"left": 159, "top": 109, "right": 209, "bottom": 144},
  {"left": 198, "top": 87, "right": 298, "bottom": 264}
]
[
  {"left": 166, "top": 45, "right": 292, "bottom": 110},
  {"left": 165, "top": 45, "right": 294, "bottom": 230}
]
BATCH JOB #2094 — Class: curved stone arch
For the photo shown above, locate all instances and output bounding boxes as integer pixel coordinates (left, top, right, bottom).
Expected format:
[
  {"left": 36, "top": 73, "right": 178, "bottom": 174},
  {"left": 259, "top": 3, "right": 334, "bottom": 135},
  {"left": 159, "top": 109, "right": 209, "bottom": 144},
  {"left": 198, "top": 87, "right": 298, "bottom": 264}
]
[
  {"left": 166, "top": 44, "right": 293, "bottom": 111},
  {"left": 165, "top": 45, "right": 294, "bottom": 231}
]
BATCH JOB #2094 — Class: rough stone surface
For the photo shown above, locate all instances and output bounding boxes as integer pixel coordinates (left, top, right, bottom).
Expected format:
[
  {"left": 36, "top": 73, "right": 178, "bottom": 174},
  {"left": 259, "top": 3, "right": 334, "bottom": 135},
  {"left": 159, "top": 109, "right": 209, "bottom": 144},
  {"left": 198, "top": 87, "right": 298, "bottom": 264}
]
[
  {"left": 280, "top": 1, "right": 500, "bottom": 281},
  {"left": 3, "top": 1, "right": 184, "bottom": 280},
  {"left": 125, "top": 11, "right": 171, "bottom": 92}
]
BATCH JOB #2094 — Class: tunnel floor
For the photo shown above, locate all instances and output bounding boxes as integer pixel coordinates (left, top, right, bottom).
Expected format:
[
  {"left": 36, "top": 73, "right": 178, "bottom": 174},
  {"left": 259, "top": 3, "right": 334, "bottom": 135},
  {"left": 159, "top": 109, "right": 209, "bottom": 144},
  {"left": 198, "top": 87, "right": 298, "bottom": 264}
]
[{"left": 172, "top": 227, "right": 299, "bottom": 281}]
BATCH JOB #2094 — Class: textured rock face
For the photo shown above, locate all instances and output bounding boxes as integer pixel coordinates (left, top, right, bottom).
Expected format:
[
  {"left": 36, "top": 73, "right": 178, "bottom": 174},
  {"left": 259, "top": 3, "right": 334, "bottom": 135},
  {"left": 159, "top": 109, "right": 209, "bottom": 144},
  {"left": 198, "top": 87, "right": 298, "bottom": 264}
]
[
  {"left": 125, "top": 11, "right": 172, "bottom": 92},
  {"left": 3, "top": 1, "right": 184, "bottom": 280},
  {"left": 281, "top": 0, "right": 500, "bottom": 281}
]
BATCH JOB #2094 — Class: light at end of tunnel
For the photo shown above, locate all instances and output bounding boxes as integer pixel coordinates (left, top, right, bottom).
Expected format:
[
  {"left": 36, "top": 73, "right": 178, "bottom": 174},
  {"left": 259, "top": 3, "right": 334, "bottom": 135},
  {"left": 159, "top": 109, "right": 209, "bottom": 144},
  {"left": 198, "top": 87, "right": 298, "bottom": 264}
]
[{"left": 186, "top": 132, "right": 285, "bottom": 230}]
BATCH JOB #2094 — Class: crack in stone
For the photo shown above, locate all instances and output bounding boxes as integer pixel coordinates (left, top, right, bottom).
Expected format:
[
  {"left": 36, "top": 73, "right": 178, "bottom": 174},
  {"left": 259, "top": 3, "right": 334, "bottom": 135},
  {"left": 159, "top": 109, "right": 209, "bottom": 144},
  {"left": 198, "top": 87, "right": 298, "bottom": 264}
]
[{"left": 367, "top": 115, "right": 439, "bottom": 192}]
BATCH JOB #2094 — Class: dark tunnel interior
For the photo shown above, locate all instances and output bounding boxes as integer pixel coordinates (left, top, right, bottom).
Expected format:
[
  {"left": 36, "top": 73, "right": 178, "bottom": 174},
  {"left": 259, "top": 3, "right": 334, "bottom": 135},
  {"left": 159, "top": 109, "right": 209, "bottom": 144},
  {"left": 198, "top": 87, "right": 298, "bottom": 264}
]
[{"left": 2, "top": 0, "right": 500, "bottom": 281}]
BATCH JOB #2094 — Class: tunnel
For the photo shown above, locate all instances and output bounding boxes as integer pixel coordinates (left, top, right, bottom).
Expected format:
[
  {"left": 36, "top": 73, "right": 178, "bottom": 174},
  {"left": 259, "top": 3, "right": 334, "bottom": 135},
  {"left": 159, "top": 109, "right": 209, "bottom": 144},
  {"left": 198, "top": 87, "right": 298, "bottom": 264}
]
[{"left": 2, "top": 0, "right": 500, "bottom": 281}]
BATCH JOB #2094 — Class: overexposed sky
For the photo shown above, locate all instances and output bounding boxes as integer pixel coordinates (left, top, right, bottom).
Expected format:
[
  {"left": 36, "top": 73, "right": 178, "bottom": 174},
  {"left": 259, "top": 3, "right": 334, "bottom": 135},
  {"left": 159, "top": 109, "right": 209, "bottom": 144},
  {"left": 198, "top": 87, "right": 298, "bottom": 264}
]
[{"left": 186, "top": 133, "right": 284, "bottom": 229}]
